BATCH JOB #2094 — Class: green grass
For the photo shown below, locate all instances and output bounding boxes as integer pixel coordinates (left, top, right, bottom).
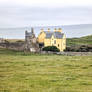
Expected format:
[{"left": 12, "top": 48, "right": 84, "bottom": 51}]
[
  {"left": 0, "top": 49, "right": 92, "bottom": 92},
  {"left": 67, "top": 35, "right": 92, "bottom": 46}
]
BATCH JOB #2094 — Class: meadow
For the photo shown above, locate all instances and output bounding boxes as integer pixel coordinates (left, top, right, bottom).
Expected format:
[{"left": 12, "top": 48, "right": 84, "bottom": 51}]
[
  {"left": 0, "top": 49, "right": 92, "bottom": 92},
  {"left": 67, "top": 35, "right": 92, "bottom": 46}
]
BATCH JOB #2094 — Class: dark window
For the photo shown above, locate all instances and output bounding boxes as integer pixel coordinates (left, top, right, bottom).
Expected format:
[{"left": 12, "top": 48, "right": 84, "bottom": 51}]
[
  {"left": 54, "top": 40, "right": 56, "bottom": 44},
  {"left": 58, "top": 44, "right": 59, "bottom": 47}
]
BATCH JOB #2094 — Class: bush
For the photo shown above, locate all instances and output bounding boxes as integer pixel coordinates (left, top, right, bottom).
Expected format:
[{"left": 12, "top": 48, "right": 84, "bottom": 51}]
[
  {"left": 42, "top": 46, "right": 60, "bottom": 52},
  {"left": 64, "top": 45, "right": 92, "bottom": 52}
]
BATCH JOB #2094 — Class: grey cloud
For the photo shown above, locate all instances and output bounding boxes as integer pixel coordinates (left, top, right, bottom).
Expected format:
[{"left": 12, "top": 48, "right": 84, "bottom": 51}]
[{"left": 0, "top": 5, "right": 92, "bottom": 28}]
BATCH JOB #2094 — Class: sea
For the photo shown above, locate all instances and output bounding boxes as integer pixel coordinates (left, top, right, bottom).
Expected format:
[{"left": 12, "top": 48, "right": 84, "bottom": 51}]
[{"left": 0, "top": 24, "right": 92, "bottom": 39}]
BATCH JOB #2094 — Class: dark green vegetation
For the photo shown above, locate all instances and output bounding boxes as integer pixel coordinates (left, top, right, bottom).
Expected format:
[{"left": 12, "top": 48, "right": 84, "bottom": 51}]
[
  {"left": 42, "top": 46, "right": 60, "bottom": 52},
  {"left": 67, "top": 35, "right": 92, "bottom": 46},
  {"left": 0, "top": 48, "right": 92, "bottom": 92},
  {"left": 65, "top": 45, "right": 92, "bottom": 52},
  {"left": 66, "top": 35, "right": 92, "bottom": 52}
]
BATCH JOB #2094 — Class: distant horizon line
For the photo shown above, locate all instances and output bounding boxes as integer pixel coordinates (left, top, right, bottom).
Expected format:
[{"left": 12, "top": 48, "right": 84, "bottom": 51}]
[
  {"left": 2, "top": 34, "right": 92, "bottom": 40},
  {"left": 0, "top": 23, "right": 92, "bottom": 29}
]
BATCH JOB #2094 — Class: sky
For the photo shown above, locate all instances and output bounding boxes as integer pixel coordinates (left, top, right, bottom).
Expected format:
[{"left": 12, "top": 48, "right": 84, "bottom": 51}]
[{"left": 0, "top": 0, "right": 92, "bottom": 28}]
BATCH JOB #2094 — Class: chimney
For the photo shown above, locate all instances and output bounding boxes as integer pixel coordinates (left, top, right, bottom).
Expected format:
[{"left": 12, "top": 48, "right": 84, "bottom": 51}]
[
  {"left": 31, "top": 27, "right": 34, "bottom": 33},
  {"left": 48, "top": 28, "right": 50, "bottom": 32},
  {"left": 58, "top": 28, "right": 62, "bottom": 32},
  {"left": 25, "top": 30, "right": 28, "bottom": 40},
  {"left": 40, "top": 28, "right": 44, "bottom": 32},
  {"left": 54, "top": 28, "right": 57, "bottom": 32},
  {"left": 25, "top": 30, "right": 28, "bottom": 35}
]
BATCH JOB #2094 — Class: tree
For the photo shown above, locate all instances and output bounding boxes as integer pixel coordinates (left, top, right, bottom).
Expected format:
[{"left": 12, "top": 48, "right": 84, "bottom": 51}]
[{"left": 42, "top": 46, "right": 60, "bottom": 52}]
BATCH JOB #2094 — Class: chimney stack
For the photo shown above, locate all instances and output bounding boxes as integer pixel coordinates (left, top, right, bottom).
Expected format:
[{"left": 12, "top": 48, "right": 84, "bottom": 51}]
[
  {"left": 48, "top": 28, "right": 50, "bottom": 32},
  {"left": 58, "top": 28, "right": 62, "bottom": 32},
  {"left": 31, "top": 27, "right": 34, "bottom": 33},
  {"left": 40, "top": 28, "right": 44, "bottom": 32},
  {"left": 25, "top": 30, "right": 28, "bottom": 35},
  {"left": 54, "top": 28, "right": 57, "bottom": 32}
]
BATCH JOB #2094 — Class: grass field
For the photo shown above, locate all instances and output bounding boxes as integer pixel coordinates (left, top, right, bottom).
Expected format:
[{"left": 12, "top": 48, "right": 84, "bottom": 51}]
[
  {"left": 0, "top": 49, "right": 92, "bottom": 92},
  {"left": 67, "top": 35, "right": 92, "bottom": 46}
]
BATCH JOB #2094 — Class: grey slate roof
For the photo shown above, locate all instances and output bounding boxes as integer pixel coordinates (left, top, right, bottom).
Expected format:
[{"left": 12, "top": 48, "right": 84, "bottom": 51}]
[
  {"left": 45, "top": 32, "right": 53, "bottom": 38},
  {"left": 45, "top": 31, "right": 64, "bottom": 39},
  {"left": 26, "top": 32, "right": 33, "bottom": 36},
  {"left": 54, "top": 32, "right": 64, "bottom": 38}
]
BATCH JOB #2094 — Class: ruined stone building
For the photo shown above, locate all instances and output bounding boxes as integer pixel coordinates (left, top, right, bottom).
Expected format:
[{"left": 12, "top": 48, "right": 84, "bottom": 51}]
[
  {"left": 25, "top": 28, "right": 39, "bottom": 52},
  {"left": 0, "top": 38, "right": 5, "bottom": 43}
]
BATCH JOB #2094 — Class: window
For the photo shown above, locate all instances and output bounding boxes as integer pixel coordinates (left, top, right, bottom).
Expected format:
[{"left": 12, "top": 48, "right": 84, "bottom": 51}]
[
  {"left": 54, "top": 40, "right": 56, "bottom": 44},
  {"left": 58, "top": 44, "right": 59, "bottom": 47}
]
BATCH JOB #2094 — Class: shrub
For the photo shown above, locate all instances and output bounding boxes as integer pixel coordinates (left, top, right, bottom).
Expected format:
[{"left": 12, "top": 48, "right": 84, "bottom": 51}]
[
  {"left": 65, "top": 45, "right": 92, "bottom": 52},
  {"left": 42, "top": 46, "right": 60, "bottom": 52}
]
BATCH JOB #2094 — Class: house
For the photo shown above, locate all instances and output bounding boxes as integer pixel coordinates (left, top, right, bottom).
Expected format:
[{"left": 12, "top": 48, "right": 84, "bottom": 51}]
[{"left": 38, "top": 28, "right": 66, "bottom": 51}]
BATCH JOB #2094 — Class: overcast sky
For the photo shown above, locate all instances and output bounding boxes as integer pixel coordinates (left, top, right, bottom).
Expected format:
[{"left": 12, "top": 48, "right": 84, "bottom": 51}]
[{"left": 0, "top": 0, "right": 92, "bottom": 28}]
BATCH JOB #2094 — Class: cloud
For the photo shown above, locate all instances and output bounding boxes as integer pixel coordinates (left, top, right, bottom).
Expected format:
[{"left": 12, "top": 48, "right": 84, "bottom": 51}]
[
  {"left": 0, "top": 0, "right": 92, "bottom": 7},
  {"left": 0, "top": 3, "right": 92, "bottom": 28}
]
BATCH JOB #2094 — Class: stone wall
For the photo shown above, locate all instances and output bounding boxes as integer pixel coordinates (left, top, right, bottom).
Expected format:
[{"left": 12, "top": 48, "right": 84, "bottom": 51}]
[
  {"left": 0, "top": 42, "right": 25, "bottom": 51},
  {"left": 65, "top": 45, "right": 92, "bottom": 52},
  {"left": 40, "top": 51, "right": 92, "bottom": 56},
  {"left": 57, "top": 52, "right": 92, "bottom": 56}
]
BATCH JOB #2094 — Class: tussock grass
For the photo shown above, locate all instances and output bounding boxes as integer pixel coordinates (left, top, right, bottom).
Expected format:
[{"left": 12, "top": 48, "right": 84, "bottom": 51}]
[{"left": 0, "top": 49, "right": 92, "bottom": 92}]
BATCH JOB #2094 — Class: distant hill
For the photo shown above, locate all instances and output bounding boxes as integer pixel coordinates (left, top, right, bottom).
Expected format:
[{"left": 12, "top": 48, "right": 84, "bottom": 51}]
[{"left": 67, "top": 35, "right": 92, "bottom": 46}]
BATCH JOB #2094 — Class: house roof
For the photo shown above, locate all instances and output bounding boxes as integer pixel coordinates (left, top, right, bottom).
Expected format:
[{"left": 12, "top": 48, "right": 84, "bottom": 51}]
[
  {"left": 45, "top": 32, "right": 53, "bottom": 38},
  {"left": 45, "top": 31, "right": 64, "bottom": 39},
  {"left": 54, "top": 32, "right": 64, "bottom": 39}
]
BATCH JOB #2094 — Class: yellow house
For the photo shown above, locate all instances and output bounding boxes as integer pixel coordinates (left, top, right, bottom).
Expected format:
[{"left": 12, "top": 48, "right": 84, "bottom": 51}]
[
  {"left": 37, "top": 29, "right": 46, "bottom": 44},
  {"left": 38, "top": 28, "right": 66, "bottom": 51}
]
